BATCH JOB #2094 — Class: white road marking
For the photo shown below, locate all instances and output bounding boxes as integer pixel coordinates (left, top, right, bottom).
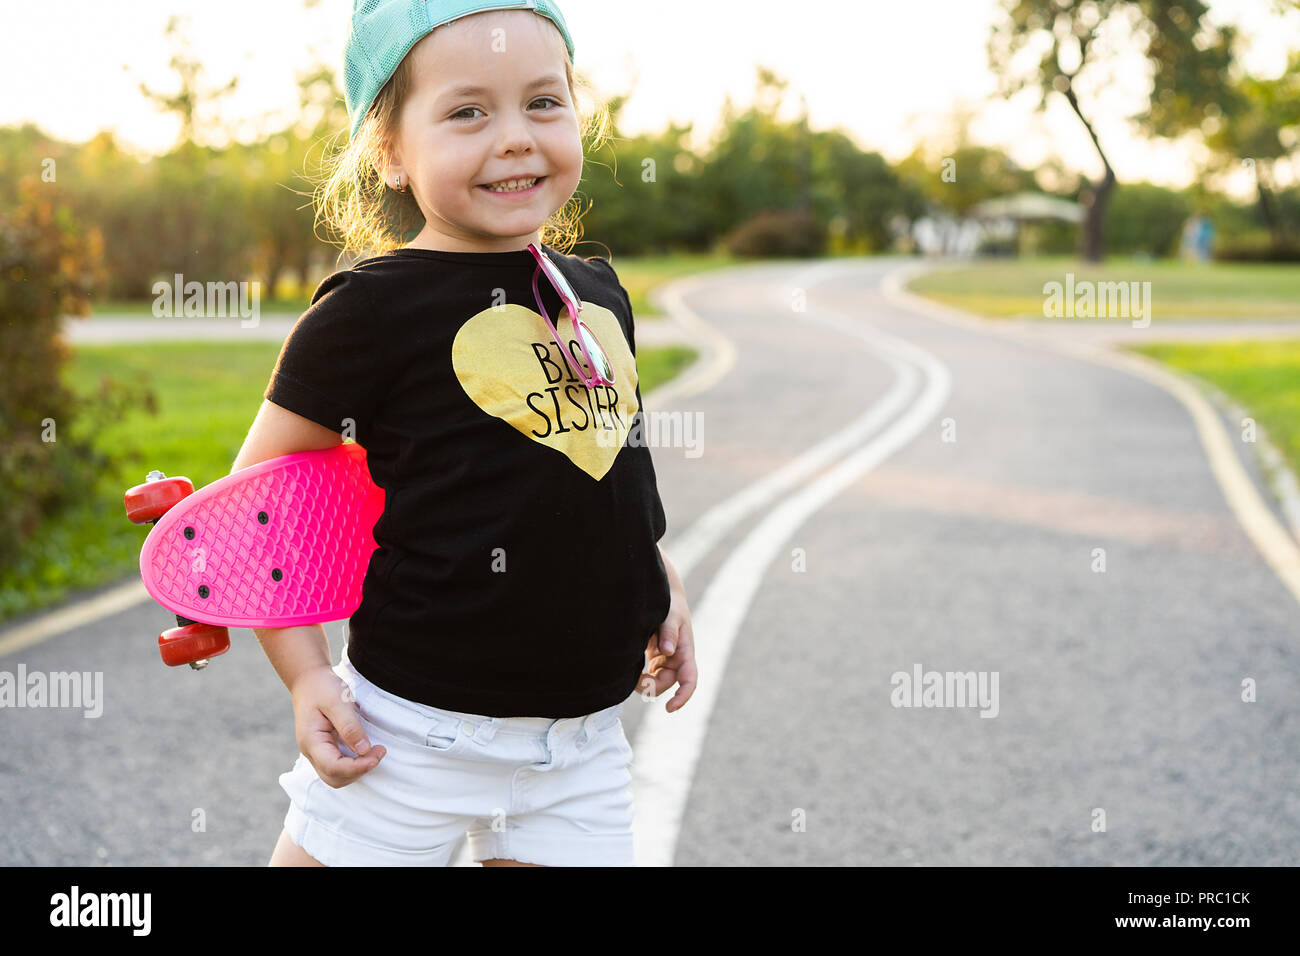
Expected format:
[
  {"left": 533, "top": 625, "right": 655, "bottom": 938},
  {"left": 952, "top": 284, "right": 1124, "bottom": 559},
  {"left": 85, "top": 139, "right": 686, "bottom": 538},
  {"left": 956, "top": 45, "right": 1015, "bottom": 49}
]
[
  {"left": 665, "top": 358, "right": 918, "bottom": 581},
  {"left": 640, "top": 272, "right": 738, "bottom": 406},
  {"left": 666, "top": 260, "right": 924, "bottom": 581},
  {"left": 629, "top": 263, "right": 953, "bottom": 866}
]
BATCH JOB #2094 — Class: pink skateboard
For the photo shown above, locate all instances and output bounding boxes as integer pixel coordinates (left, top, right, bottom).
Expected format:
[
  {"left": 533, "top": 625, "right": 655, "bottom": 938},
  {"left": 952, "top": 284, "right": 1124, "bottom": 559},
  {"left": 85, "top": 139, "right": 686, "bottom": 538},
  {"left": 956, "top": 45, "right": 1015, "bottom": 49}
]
[{"left": 124, "top": 442, "right": 385, "bottom": 669}]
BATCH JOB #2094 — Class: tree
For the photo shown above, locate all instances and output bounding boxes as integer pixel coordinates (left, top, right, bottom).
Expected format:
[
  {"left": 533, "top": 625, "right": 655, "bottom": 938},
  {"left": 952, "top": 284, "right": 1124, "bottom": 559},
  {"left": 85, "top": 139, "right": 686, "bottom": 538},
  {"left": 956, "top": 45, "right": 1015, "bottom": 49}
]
[
  {"left": 136, "top": 15, "right": 239, "bottom": 150},
  {"left": 699, "top": 69, "right": 815, "bottom": 242},
  {"left": 990, "top": 0, "right": 1237, "bottom": 261},
  {"left": 246, "top": 65, "right": 353, "bottom": 294},
  {"left": 896, "top": 143, "right": 1041, "bottom": 219},
  {"left": 818, "top": 132, "right": 925, "bottom": 253},
  {"left": 0, "top": 177, "right": 153, "bottom": 578},
  {"left": 1203, "top": 49, "right": 1300, "bottom": 247}
]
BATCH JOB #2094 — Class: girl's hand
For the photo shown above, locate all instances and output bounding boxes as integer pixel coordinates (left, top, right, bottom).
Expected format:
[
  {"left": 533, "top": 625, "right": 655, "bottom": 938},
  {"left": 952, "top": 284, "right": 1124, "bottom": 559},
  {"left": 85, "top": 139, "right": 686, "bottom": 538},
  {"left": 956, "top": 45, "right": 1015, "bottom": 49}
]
[
  {"left": 640, "top": 584, "right": 698, "bottom": 713},
  {"left": 290, "top": 665, "right": 386, "bottom": 788}
]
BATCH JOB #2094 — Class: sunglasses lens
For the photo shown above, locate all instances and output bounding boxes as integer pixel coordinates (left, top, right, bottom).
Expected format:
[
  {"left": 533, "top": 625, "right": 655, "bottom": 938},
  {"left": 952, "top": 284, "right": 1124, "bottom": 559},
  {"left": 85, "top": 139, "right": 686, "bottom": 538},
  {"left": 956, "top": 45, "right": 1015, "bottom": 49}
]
[
  {"left": 539, "top": 252, "right": 577, "bottom": 302},
  {"left": 577, "top": 322, "right": 614, "bottom": 382}
]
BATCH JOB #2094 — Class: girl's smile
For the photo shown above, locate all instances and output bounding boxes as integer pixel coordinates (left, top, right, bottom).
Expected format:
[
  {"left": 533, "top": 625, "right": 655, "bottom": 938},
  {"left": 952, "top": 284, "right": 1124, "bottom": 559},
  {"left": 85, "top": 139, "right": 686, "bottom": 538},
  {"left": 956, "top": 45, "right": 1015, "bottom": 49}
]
[{"left": 477, "top": 176, "right": 548, "bottom": 198}]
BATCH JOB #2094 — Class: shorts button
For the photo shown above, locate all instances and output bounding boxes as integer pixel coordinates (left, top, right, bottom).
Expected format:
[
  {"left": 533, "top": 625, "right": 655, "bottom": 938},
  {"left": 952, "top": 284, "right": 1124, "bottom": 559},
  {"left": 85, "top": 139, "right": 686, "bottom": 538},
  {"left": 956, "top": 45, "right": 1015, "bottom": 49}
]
[{"left": 462, "top": 721, "right": 475, "bottom": 736}]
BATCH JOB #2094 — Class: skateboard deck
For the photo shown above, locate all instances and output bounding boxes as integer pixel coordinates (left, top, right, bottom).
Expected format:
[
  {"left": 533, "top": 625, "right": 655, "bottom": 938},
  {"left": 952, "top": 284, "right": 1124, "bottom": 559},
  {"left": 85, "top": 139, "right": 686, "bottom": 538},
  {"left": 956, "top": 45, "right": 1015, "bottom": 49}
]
[{"left": 137, "top": 442, "right": 385, "bottom": 629}]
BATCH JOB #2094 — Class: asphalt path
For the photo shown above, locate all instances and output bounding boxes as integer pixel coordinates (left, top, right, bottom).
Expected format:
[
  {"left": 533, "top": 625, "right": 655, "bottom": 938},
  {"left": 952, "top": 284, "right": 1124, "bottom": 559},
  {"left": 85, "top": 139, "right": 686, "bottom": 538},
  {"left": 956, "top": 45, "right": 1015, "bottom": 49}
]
[{"left": 3, "top": 258, "right": 1299, "bottom": 865}]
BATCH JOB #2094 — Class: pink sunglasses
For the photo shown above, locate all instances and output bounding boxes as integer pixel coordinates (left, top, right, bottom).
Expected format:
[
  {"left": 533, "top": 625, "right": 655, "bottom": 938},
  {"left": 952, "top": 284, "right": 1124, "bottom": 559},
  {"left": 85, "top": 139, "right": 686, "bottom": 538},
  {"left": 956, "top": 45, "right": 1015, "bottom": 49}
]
[{"left": 528, "top": 242, "right": 615, "bottom": 388}]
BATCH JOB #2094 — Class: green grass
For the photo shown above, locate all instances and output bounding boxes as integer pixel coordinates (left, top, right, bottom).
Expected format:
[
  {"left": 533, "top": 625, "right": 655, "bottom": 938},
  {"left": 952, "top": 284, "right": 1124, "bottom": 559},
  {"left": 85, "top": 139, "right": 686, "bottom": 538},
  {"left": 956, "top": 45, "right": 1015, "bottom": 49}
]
[
  {"left": 0, "top": 340, "right": 698, "bottom": 625},
  {"left": 0, "top": 342, "right": 285, "bottom": 624},
  {"left": 1127, "top": 339, "right": 1300, "bottom": 480},
  {"left": 634, "top": 344, "right": 698, "bottom": 389},
  {"left": 908, "top": 256, "right": 1300, "bottom": 320}
]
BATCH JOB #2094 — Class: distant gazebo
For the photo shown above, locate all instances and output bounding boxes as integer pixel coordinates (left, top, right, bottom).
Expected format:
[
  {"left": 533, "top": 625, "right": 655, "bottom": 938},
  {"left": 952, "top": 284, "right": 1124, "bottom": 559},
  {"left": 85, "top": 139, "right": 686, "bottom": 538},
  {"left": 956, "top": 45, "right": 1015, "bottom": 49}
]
[{"left": 969, "top": 192, "right": 1083, "bottom": 256}]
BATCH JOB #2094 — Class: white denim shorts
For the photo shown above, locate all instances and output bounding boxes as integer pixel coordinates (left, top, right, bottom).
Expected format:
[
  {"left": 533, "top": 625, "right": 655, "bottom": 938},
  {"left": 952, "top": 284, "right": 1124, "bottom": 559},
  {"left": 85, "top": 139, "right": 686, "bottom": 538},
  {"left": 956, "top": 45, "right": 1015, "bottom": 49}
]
[{"left": 278, "top": 647, "right": 637, "bottom": 866}]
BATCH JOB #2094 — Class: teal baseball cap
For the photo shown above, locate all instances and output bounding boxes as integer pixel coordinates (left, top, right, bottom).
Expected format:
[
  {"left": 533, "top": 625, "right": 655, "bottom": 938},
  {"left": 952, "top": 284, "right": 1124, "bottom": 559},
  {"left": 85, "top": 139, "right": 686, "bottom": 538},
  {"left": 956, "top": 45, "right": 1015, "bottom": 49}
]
[{"left": 344, "top": 0, "right": 576, "bottom": 140}]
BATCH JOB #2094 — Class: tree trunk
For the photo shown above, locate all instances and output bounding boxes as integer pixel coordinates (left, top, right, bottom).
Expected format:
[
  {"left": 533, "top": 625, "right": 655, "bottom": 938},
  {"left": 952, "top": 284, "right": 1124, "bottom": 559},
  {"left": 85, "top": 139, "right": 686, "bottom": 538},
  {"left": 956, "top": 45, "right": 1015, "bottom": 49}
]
[
  {"left": 265, "top": 250, "right": 285, "bottom": 302},
  {"left": 1081, "top": 166, "right": 1116, "bottom": 263},
  {"left": 295, "top": 256, "right": 312, "bottom": 292},
  {"left": 1256, "top": 163, "right": 1282, "bottom": 246},
  {"left": 1061, "top": 81, "right": 1116, "bottom": 263}
]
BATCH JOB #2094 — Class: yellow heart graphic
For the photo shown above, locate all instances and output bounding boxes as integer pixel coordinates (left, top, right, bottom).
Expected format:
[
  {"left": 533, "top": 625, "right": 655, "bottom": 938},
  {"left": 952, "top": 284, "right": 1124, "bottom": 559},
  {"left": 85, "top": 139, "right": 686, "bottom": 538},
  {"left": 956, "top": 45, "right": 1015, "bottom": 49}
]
[{"left": 451, "top": 302, "right": 639, "bottom": 480}]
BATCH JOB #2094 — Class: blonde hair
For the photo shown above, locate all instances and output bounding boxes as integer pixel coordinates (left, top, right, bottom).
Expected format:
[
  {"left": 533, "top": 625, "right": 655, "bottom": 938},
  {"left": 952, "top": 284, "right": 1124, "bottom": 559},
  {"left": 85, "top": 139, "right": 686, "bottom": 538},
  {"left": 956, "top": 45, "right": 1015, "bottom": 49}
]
[{"left": 313, "top": 40, "right": 612, "bottom": 262}]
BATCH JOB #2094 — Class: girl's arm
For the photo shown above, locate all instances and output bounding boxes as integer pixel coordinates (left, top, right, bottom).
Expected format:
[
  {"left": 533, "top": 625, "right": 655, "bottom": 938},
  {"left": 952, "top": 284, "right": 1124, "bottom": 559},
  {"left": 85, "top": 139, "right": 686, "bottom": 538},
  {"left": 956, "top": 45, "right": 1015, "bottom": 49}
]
[
  {"left": 230, "top": 399, "right": 343, "bottom": 472},
  {"left": 252, "top": 623, "right": 332, "bottom": 694},
  {"left": 231, "top": 399, "right": 347, "bottom": 692},
  {"left": 659, "top": 542, "right": 685, "bottom": 601},
  {"left": 647, "top": 542, "right": 697, "bottom": 710}
]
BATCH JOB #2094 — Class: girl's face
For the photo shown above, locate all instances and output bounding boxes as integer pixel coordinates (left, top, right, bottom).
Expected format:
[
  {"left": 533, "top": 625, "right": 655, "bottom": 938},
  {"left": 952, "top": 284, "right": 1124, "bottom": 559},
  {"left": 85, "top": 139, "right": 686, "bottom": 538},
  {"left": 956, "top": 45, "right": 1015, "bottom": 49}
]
[{"left": 387, "top": 11, "right": 583, "bottom": 253}]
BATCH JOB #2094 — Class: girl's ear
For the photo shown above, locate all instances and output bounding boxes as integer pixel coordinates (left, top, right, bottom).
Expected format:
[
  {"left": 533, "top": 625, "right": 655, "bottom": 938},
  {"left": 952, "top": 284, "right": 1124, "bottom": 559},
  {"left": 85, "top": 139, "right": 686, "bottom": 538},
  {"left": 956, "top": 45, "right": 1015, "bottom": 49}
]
[
  {"left": 374, "top": 148, "right": 403, "bottom": 187},
  {"left": 371, "top": 127, "right": 399, "bottom": 178}
]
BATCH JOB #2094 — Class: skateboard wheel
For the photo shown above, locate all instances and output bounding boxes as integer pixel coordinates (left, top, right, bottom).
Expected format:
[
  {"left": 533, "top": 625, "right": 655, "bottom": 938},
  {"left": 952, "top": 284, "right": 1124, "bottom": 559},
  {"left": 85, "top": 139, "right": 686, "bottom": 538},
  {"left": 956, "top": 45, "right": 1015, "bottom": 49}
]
[
  {"left": 125, "top": 477, "right": 194, "bottom": 524},
  {"left": 158, "top": 623, "right": 230, "bottom": 668}
]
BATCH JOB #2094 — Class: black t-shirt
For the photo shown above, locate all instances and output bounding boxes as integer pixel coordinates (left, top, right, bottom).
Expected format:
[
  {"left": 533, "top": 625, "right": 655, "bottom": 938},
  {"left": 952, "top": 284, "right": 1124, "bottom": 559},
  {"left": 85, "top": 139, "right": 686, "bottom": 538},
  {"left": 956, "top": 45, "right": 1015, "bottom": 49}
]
[{"left": 263, "top": 244, "right": 672, "bottom": 718}]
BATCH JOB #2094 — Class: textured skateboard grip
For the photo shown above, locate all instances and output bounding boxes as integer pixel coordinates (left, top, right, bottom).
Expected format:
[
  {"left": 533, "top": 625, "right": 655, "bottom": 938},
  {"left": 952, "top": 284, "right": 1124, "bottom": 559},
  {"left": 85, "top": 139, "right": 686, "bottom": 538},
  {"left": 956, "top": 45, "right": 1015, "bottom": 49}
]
[{"left": 139, "top": 442, "right": 385, "bottom": 628}]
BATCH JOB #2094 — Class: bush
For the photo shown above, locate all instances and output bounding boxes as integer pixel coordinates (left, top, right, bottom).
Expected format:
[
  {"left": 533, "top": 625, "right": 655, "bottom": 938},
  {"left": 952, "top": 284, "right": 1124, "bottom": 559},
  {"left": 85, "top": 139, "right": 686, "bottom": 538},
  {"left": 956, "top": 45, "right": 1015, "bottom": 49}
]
[
  {"left": 1213, "top": 235, "right": 1300, "bottom": 262},
  {"left": 723, "top": 209, "right": 828, "bottom": 258},
  {"left": 1018, "top": 219, "right": 1078, "bottom": 256},
  {"left": 1104, "top": 182, "right": 1191, "bottom": 258},
  {"left": 0, "top": 176, "right": 156, "bottom": 575}
]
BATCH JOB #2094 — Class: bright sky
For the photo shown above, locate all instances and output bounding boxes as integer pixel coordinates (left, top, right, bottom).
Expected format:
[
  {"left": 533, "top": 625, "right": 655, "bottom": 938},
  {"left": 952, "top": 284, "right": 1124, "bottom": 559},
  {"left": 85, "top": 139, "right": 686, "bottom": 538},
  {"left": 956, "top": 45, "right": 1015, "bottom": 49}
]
[{"left": 5, "top": 0, "right": 1298, "bottom": 198}]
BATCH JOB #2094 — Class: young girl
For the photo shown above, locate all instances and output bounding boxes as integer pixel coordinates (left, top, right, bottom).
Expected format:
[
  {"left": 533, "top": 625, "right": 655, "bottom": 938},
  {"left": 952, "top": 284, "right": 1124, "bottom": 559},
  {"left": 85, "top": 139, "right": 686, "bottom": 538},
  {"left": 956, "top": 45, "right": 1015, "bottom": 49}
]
[{"left": 231, "top": 0, "right": 697, "bottom": 867}]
